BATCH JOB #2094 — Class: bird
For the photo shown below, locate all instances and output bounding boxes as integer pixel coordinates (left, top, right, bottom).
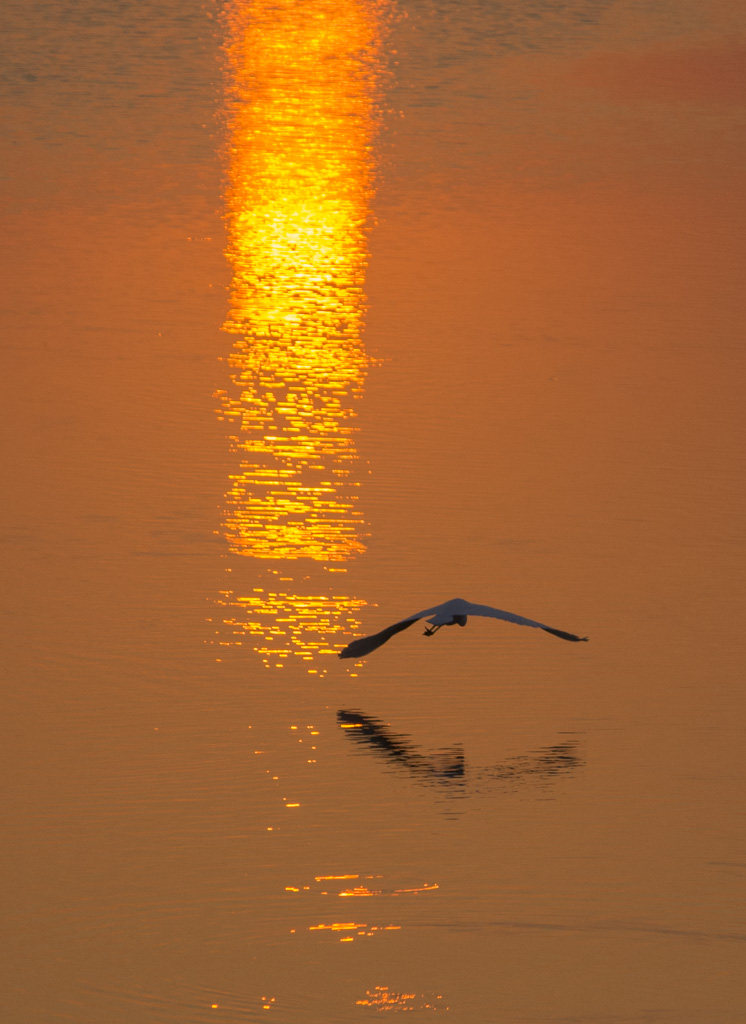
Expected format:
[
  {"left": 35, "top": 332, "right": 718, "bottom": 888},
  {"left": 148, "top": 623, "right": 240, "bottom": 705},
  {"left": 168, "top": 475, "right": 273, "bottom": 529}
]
[{"left": 338, "top": 597, "right": 587, "bottom": 659}]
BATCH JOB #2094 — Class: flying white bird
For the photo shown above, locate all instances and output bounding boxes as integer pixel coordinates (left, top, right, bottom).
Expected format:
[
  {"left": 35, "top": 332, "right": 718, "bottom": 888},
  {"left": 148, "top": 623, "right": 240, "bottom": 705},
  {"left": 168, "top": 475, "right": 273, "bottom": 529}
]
[{"left": 338, "top": 597, "right": 588, "bottom": 659}]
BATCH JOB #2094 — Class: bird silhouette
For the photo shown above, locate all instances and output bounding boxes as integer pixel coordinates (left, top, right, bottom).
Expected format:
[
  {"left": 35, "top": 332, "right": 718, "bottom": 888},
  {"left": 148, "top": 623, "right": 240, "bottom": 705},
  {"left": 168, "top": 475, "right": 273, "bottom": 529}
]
[{"left": 338, "top": 597, "right": 587, "bottom": 659}]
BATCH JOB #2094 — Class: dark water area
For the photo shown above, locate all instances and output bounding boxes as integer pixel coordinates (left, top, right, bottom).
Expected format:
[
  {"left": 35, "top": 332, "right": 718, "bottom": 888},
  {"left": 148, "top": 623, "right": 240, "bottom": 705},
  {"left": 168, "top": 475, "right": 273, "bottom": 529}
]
[{"left": 2, "top": 0, "right": 745, "bottom": 1020}]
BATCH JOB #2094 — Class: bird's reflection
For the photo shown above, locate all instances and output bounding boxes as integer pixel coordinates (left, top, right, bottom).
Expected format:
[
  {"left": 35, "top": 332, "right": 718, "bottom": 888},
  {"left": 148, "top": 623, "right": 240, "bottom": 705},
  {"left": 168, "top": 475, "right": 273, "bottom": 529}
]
[
  {"left": 337, "top": 709, "right": 583, "bottom": 795},
  {"left": 475, "top": 741, "right": 582, "bottom": 785},
  {"left": 338, "top": 710, "right": 465, "bottom": 786}
]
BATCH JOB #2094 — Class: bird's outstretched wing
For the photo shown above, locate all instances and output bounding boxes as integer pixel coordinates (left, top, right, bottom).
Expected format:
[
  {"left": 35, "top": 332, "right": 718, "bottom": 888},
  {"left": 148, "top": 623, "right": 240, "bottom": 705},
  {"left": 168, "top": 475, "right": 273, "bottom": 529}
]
[
  {"left": 338, "top": 615, "right": 421, "bottom": 659},
  {"left": 338, "top": 597, "right": 587, "bottom": 659},
  {"left": 449, "top": 600, "right": 588, "bottom": 642}
]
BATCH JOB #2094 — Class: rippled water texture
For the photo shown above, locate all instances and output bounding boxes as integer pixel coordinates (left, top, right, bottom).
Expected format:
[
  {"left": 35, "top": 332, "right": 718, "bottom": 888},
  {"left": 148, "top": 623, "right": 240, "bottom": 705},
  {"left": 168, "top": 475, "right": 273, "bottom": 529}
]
[{"left": 2, "top": 0, "right": 745, "bottom": 1021}]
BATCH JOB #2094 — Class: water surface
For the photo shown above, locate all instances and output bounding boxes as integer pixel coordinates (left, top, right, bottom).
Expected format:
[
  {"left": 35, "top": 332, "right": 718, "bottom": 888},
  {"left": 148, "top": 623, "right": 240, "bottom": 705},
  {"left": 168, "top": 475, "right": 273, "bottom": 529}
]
[{"left": 2, "top": 0, "right": 745, "bottom": 1020}]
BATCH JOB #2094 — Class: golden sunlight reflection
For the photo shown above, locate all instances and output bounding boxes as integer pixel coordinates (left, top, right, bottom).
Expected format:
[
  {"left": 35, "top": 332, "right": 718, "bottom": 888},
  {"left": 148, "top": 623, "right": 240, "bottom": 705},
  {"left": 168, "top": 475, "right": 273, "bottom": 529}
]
[
  {"left": 215, "top": 0, "right": 387, "bottom": 664},
  {"left": 285, "top": 874, "right": 439, "bottom": 897},
  {"left": 308, "top": 921, "right": 402, "bottom": 942},
  {"left": 218, "top": 0, "right": 385, "bottom": 562},
  {"left": 214, "top": 576, "right": 368, "bottom": 668},
  {"left": 339, "top": 882, "right": 439, "bottom": 897},
  {"left": 356, "top": 987, "right": 449, "bottom": 1012}
]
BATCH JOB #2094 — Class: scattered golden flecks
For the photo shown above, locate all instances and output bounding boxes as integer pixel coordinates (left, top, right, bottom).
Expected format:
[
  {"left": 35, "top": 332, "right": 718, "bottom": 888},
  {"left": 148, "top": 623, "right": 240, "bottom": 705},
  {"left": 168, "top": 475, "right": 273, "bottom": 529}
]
[
  {"left": 309, "top": 922, "right": 402, "bottom": 943},
  {"left": 288, "top": 877, "right": 415, "bottom": 941},
  {"left": 356, "top": 986, "right": 449, "bottom": 1012},
  {"left": 287, "top": 874, "right": 437, "bottom": 900},
  {"left": 261, "top": 996, "right": 277, "bottom": 1011},
  {"left": 339, "top": 882, "right": 439, "bottom": 897},
  {"left": 215, "top": 584, "right": 367, "bottom": 664},
  {"left": 309, "top": 921, "right": 360, "bottom": 931}
]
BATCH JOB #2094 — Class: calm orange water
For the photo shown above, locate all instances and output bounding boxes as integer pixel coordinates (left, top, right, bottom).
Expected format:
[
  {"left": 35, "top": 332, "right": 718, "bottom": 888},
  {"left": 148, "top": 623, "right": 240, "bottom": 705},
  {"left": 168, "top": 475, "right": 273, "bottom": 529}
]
[{"left": 2, "top": 0, "right": 745, "bottom": 1021}]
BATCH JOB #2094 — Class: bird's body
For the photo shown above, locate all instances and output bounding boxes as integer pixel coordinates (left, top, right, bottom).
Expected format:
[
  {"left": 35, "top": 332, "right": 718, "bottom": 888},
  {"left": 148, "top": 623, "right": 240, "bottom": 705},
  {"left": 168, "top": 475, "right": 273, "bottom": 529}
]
[{"left": 338, "top": 597, "right": 587, "bottom": 659}]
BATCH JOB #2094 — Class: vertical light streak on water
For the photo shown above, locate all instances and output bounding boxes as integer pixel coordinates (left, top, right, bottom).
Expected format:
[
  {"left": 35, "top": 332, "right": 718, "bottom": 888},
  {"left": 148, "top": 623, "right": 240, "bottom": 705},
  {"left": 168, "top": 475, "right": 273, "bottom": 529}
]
[{"left": 214, "top": 0, "right": 387, "bottom": 668}]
